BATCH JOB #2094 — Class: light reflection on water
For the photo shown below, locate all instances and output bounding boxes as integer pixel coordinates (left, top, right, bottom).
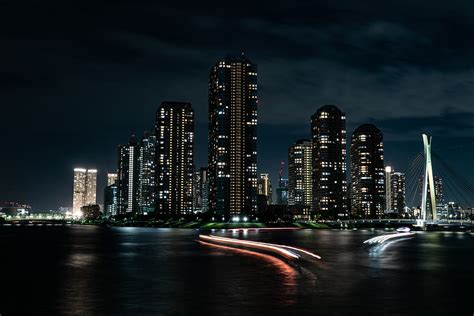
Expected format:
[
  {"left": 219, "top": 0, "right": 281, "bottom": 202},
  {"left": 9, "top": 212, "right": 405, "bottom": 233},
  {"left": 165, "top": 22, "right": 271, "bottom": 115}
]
[
  {"left": 0, "top": 226, "right": 473, "bottom": 315},
  {"left": 198, "top": 239, "right": 298, "bottom": 305}
]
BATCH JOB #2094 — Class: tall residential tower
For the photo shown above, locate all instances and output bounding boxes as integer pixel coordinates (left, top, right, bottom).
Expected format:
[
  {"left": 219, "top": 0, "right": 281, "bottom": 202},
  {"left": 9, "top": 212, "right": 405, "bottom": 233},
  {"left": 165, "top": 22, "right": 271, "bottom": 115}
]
[
  {"left": 350, "top": 124, "right": 385, "bottom": 218},
  {"left": 385, "top": 166, "right": 406, "bottom": 214},
  {"left": 138, "top": 130, "right": 157, "bottom": 214},
  {"left": 311, "top": 105, "right": 348, "bottom": 219},
  {"left": 117, "top": 136, "right": 140, "bottom": 214},
  {"left": 288, "top": 139, "right": 312, "bottom": 207},
  {"left": 156, "top": 102, "right": 194, "bottom": 218},
  {"left": 208, "top": 55, "right": 258, "bottom": 219}
]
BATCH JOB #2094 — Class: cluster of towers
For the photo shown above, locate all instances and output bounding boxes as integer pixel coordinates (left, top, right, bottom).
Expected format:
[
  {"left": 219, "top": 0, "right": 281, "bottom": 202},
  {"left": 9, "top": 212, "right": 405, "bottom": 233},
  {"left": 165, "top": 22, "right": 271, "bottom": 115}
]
[
  {"left": 280, "top": 106, "right": 405, "bottom": 220},
  {"left": 103, "top": 55, "right": 257, "bottom": 220},
  {"left": 98, "top": 54, "right": 419, "bottom": 221}
]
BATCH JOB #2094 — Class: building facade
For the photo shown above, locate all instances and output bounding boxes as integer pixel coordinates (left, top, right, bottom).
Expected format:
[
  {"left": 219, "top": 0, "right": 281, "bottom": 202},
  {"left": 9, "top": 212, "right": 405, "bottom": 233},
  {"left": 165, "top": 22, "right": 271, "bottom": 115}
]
[
  {"left": 73, "top": 168, "right": 97, "bottom": 215},
  {"left": 208, "top": 55, "right": 258, "bottom": 219},
  {"left": 117, "top": 136, "right": 140, "bottom": 214},
  {"left": 276, "top": 177, "right": 289, "bottom": 205},
  {"left": 288, "top": 139, "right": 312, "bottom": 207},
  {"left": 138, "top": 131, "right": 157, "bottom": 214},
  {"left": 257, "top": 173, "right": 273, "bottom": 205},
  {"left": 107, "top": 173, "right": 118, "bottom": 186},
  {"left": 350, "top": 124, "right": 385, "bottom": 218},
  {"left": 311, "top": 105, "right": 348, "bottom": 219},
  {"left": 156, "top": 102, "right": 194, "bottom": 218},
  {"left": 193, "top": 167, "right": 209, "bottom": 213},
  {"left": 386, "top": 168, "right": 406, "bottom": 214},
  {"left": 104, "top": 183, "right": 118, "bottom": 216}
]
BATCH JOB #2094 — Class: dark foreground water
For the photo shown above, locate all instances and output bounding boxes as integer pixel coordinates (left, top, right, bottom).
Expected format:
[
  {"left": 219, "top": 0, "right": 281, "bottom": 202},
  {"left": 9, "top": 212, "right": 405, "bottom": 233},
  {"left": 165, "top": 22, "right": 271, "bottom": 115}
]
[{"left": 1, "top": 226, "right": 473, "bottom": 315}]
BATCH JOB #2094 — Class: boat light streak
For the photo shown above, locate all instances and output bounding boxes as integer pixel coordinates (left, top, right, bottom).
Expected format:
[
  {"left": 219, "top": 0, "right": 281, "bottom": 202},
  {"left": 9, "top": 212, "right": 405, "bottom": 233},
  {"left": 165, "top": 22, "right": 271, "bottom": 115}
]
[
  {"left": 199, "top": 235, "right": 322, "bottom": 260},
  {"left": 363, "top": 232, "right": 415, "bottom": 244},
  {"left": 278, "top": 244, "right": 322, "bottom": 259},
  {"left": 200, "top": 235, "right": 299, "bottom": 259},
  {"left": 228, "top": 227, "right": 301, "bottom": 232}
]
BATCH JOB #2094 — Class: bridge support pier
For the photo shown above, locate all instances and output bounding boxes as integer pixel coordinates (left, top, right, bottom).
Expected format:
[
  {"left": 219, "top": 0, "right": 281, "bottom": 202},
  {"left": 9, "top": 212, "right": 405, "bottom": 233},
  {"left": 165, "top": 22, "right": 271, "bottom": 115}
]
[{"left": 421, "top": 134, "right": 437, "bottom": 222}]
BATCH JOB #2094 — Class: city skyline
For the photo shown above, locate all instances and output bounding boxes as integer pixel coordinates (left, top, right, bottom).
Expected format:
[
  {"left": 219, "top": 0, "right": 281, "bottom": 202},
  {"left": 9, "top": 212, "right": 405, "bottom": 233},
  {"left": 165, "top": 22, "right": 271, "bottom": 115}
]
[
  {"left": 2, "top": 1, "right": 474, "bottom": 210},
  {"left": 54, "top": 96, "right": 471, "bottom": 213},
  {"left": 2, "top": 2, "right": 474, "bottom": 315}
]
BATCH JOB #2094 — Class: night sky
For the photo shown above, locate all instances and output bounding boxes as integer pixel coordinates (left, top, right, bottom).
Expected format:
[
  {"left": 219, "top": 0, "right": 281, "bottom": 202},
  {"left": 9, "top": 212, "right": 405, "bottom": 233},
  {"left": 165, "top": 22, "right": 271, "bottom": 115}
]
[{"left": 1, "top": 0, "right": 473, "bottom": 210}]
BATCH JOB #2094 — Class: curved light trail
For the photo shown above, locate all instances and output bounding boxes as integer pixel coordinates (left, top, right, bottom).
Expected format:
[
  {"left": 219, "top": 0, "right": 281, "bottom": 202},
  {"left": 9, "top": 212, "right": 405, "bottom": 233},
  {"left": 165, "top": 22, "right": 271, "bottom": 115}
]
[
  {"left": 363, "top": 232, "right": 415, "bottom": 245},
  {"left": 228, "top": 227, "right": 301, "bottom": 232},
  {"left": 278, "top": 244, "right": 322, "bottom": 260},
  {"left": 200, "top": 235, "right": 299, "bottom": 259},
  {"left": 199, "top": 234, "right": 322, "bottom": 260},
  {"left": 369, "top": 237, "right": 415, "bottom": 256}
]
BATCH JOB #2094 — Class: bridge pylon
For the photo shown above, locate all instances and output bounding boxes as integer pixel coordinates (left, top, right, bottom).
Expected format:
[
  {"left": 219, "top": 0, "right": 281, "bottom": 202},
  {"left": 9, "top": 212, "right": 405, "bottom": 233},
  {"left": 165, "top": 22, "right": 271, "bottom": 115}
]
[{"left": 420, "top": 134, "right": 437, "bottom": 224}]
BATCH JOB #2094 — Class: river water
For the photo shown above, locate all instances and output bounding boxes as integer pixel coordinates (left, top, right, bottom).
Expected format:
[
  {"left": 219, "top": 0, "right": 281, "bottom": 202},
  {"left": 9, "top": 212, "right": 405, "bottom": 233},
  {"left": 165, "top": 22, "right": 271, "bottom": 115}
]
[{"left": 1, "top": 226, "right": 473, "bottom": 315}]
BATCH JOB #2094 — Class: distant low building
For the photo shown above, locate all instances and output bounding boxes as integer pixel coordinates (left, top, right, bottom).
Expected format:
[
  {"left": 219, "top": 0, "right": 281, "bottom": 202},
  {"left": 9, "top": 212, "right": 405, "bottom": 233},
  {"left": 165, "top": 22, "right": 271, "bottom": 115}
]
[
  {"left": 288, "top": 204, "right": 311, "bottom": 221},
  {"left": 0, "top": 202, "right": 32, "bottom": 216}
]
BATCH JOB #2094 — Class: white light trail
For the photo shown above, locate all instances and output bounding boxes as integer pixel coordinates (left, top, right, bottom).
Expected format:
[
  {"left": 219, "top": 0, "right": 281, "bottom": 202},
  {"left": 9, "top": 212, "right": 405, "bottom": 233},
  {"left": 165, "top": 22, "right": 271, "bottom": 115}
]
[
  {"left": 228, "top": 227, "right": 301, "bottom": 232},
  {"left": 363, "top": 232, "right": 415, "bottom": 245}
]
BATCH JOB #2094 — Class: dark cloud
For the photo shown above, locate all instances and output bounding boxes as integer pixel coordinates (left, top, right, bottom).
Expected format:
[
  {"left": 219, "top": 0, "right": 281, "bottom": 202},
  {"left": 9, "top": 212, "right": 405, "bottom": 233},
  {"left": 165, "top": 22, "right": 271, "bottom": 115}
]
[{"left": 1, "top": 0, "right": 473, "bottom": 209}]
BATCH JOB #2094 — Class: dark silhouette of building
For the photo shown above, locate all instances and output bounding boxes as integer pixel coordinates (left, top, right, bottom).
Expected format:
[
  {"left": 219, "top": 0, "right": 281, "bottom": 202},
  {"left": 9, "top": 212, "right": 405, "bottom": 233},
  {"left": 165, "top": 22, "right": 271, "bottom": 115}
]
[
  {"left": 193, "top": 167, "right": 209, "bottom": 213},
  {"left": 156, "top": 102, "right": 194, "bottom": 219},
  {"left": 80, "top": 204, "right": 101, "bottom": 220},
  {"left": 276, "top": 178, "right": 289, "bottom": 205},
  {"left": 117, "top": 136, "right": 140, "bottom": 214},
  {"left": 418, "top": 175, "right": 444, "bottom": 211},
  {"left": 104, "top": 183, "right": 118, "bottom": 216},
  {"left": 208, "top": 54, "right": 258, "bottom": 220},
  {"left": 350, "top": 124, "right": 385, "bottom": 218},
  {"left": 311, "top": 105, "right": 348, "bottom": 219}
]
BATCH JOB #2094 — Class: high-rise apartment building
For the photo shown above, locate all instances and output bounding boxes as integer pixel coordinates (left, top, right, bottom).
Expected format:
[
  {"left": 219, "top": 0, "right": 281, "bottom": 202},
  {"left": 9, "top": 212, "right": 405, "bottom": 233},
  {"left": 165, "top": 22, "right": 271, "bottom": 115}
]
[
  {"left": 117, "top": 136, "right": 140, "bottom": 214},
  {"left": 208, "top": 54, "right": 258, "bottom": 219},
  {"left": 350, "top": 124, "right": 385, "bottom": 218},
  {"left": 311, "top": 105, "right": 348, "bottom": 219},
  {"left": 156, "top": 102, "right": 194, "bottom": 218},
  {"left": 385, "top": 166, "right": 406, "bottom": 214},
  {"left": 138, "top": 130, "right": 157, "bottom": 214},
  {"left": 288, "top": 139, "right": 312, "bottom": 206},
  {"left": 73, "top": 168, "right": 87, "bottom": 214},
  {"left": 72, "top": 168, "right": 97, "bottom": 215},
  {"left": 84, "top": 169, "right": 97, "bottom": 206}
]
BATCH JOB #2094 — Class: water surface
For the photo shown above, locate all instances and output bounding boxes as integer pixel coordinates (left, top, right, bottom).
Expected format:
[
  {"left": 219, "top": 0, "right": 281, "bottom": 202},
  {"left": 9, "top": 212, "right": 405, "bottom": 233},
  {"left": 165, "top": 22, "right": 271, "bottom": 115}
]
[{"left": 1, "top": 226, "right": 472, "bottom": 315}]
